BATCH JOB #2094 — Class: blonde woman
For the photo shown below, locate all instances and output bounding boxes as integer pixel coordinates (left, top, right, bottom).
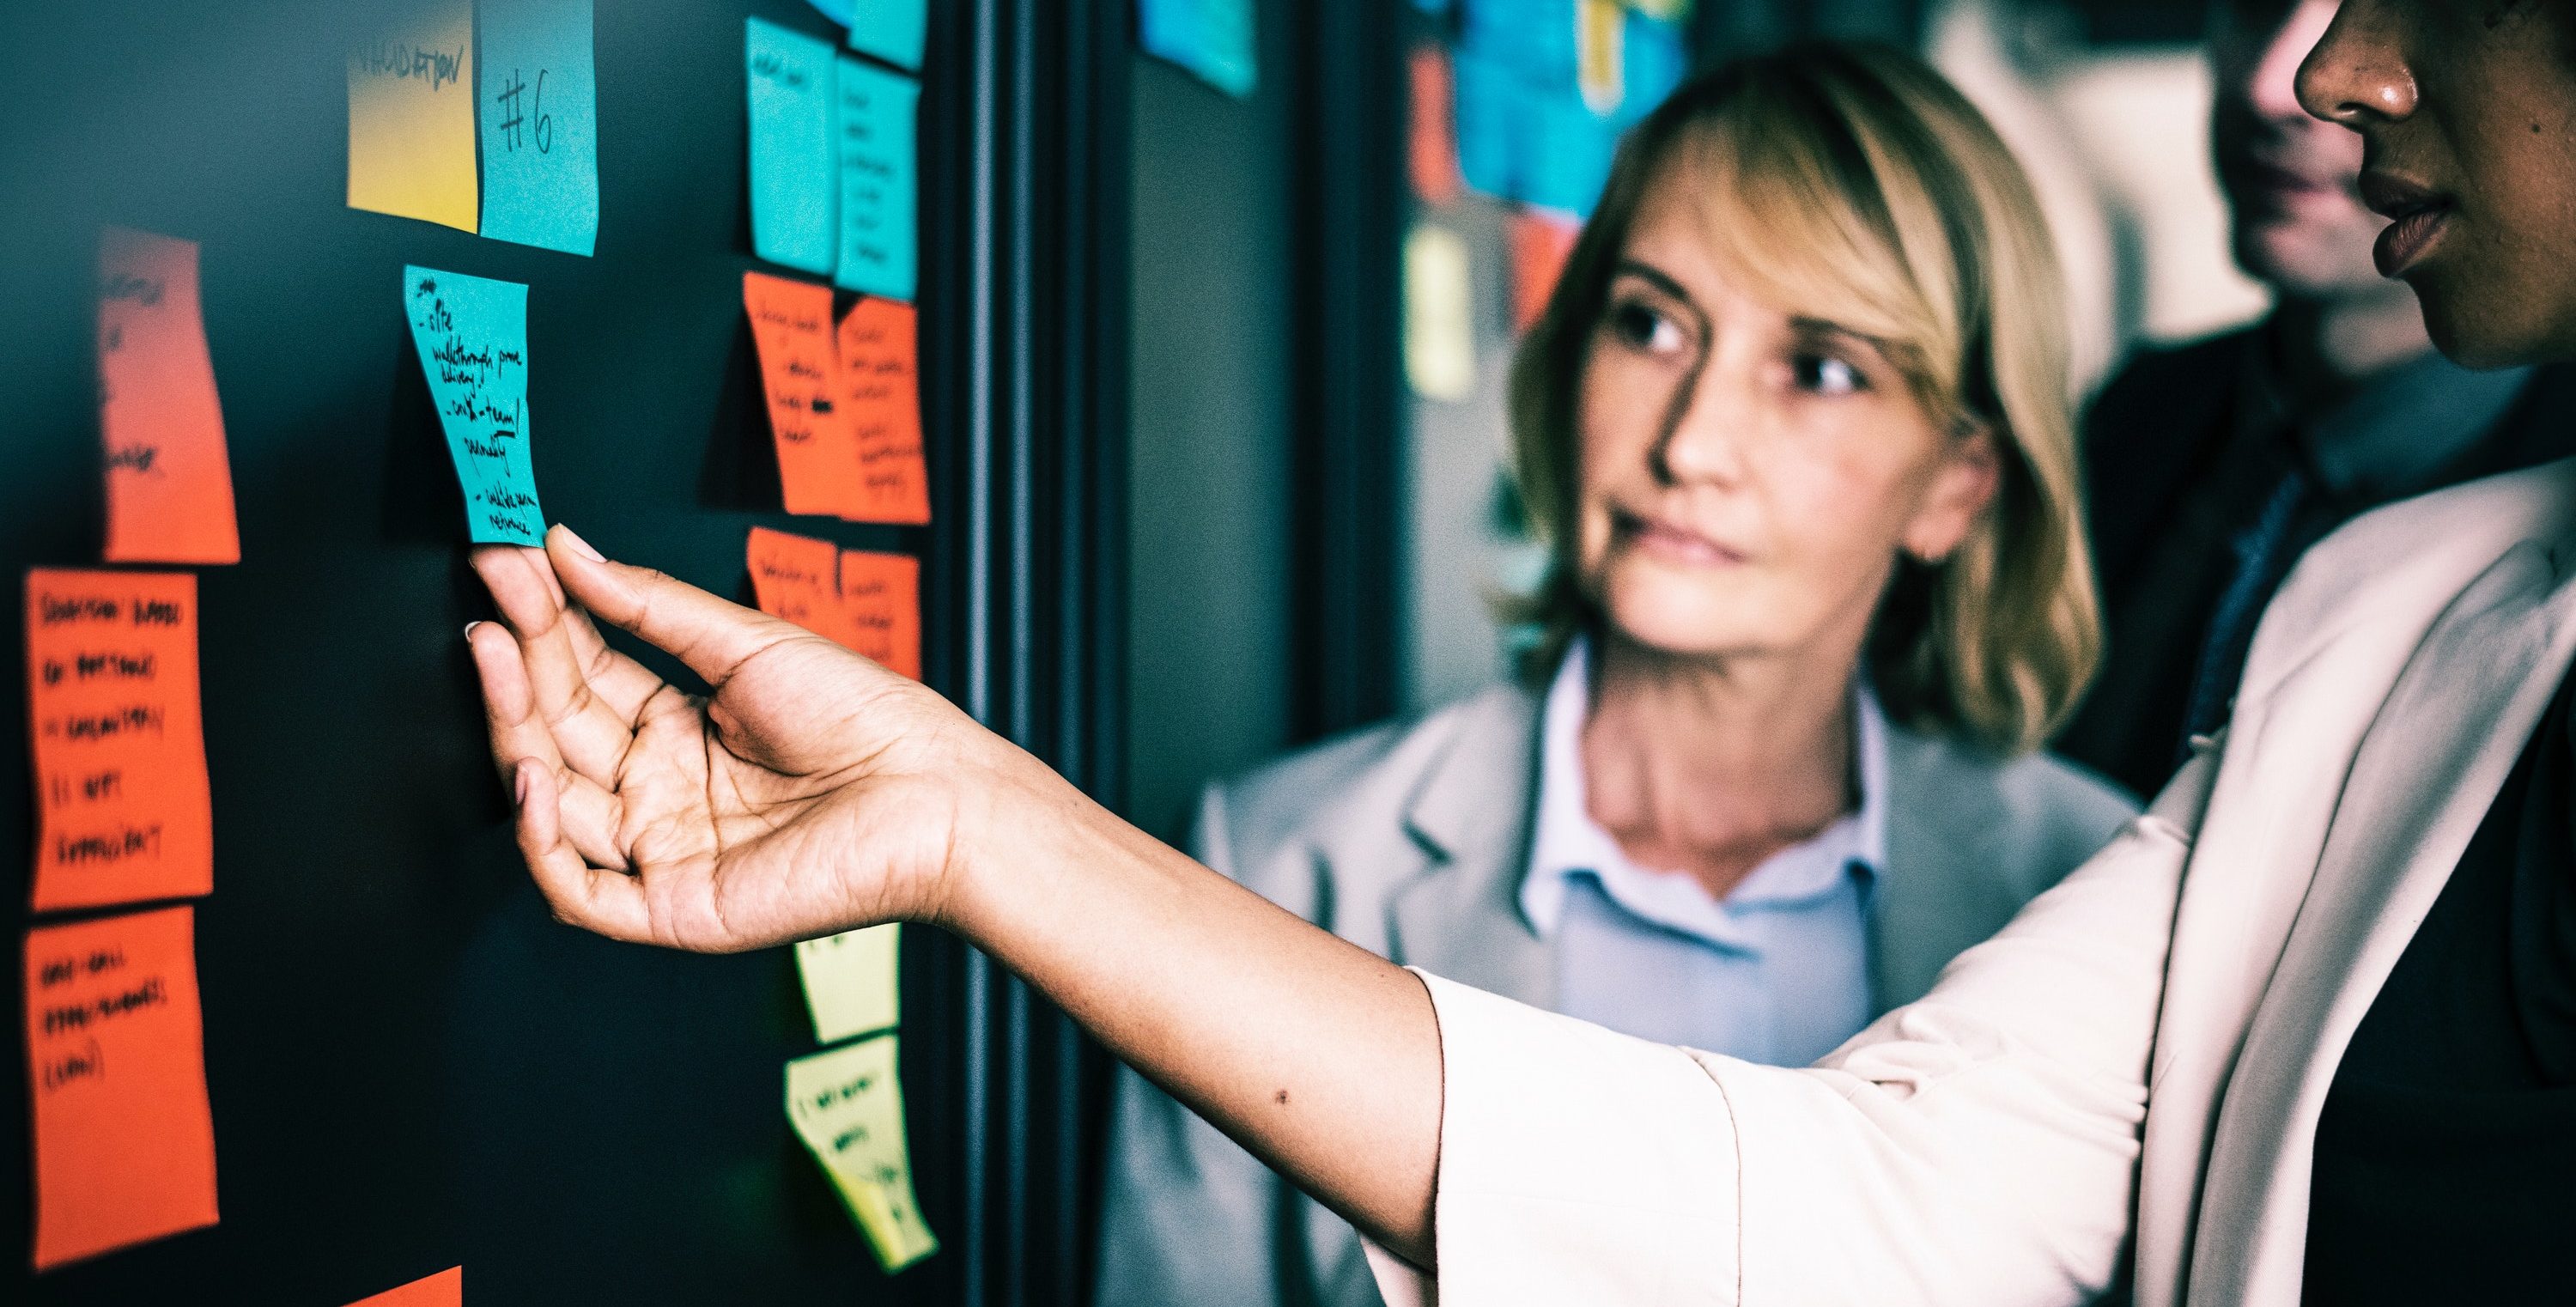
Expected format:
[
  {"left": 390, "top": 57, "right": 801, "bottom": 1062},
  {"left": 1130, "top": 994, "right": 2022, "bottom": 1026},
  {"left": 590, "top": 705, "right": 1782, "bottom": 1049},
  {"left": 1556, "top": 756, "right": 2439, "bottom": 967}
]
[{"left": 1088, "top": 44, "right": 2136, "bottom": 1306}]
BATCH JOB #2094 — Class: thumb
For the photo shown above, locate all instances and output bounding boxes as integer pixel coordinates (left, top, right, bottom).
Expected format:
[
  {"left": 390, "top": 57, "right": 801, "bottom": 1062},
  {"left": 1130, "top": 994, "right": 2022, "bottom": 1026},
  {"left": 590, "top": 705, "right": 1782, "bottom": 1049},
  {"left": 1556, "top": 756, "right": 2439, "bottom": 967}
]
[{"left": 544, "top": 524, "right": 807, "bottom": 690}]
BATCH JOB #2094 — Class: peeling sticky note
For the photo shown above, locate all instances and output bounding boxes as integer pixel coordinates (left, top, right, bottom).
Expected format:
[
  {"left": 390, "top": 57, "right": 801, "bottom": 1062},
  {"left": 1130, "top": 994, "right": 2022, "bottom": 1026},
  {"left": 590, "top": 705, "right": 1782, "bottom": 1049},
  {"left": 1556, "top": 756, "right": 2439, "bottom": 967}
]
[
  {"left": 345, "top": 1267, "right": 463, "bottom": 1307},
  {"left": 349, "top": 2, "right": 479, "bottom": 232},
  {"left": 746, "top": 526, "right": 847, "bottom": 641},
  {"left": 26, "top": 569, "right": 212, "bottom": 914},
  {"left": 26, "top": 904, "right": 218, "bottom": 1271},
  {"left": 796, "top": 923, "right": 900, "bottom": 1043},
  {"left": 1404, "top": 226, "right": 1475, "bottom": 403},
  {"left": 97, "top": 228, "right": 239, "bottom": 566},
  {"left": 1137, "top": 0, "right": 1257, "bottom": 99},
  {"left": 747, "top": 17, "right": 840, "bottom": 276},
  {"left": 404, "top": 266, "right": 544, "bottom": 545},
  {"left": 848, "top": 0, "right": 927, "bottom": 71},
  {"left": 1508, "top": 208, "right": 1580, "bottom": 331},
  {"left": 832, "top": 57, "right": 919, "bottom": 301},
  {"left": 835, "top": 299, "right": 931, "bottom": 525},
  {"left": 478, "top": 0, "right": 599, "bottom": 255},
  {"left": 839, "top": 550, "right": 921, "bottom": 681},
  {"left": 1407, "top": 47, "right": 1461, "bottom": 208},
  {"left": 744, "top": 271, "right": 864, "bottom": 517},
  {"left": 786, "top": 1034, "right": 939, "bottom": 1273}
]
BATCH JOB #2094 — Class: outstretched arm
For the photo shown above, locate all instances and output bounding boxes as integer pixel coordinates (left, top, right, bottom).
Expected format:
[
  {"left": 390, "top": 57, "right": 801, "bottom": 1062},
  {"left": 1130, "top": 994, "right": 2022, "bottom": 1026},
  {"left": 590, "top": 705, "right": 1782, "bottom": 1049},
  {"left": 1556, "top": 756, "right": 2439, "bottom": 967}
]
[{"left": 464, "top": 530, "right": 1442, "bottom": 1263}]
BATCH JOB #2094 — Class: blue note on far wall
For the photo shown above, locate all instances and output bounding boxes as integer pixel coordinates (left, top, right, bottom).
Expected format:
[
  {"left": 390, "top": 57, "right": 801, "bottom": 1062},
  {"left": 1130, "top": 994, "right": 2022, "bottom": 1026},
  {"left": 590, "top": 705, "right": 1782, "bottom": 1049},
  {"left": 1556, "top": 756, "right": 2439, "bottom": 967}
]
[
  {"left": 746, "top": 17, "right": 839, "bottom": 275},
  {"left": 1137, "top": 0, "right": 1256, "bottom": 99},
  {"left": 404, "top": 266, "right": 544, "bottom": 545},
  {"left": 834, "top": 57, "right": 919, "bottom": 301},
  {"left": 849, "top": 0, "right": 927, "bottom": 71},
  {"left": 479, "top": 0, "right": 599, "bottom": 255}
]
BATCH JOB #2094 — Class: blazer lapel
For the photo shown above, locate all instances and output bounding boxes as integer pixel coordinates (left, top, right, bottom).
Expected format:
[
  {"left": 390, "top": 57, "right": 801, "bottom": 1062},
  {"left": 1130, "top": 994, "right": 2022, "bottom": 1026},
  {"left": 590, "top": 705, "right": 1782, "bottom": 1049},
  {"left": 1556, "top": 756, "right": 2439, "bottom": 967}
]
[
  {"left": 1870, "top": 729, "right": 2015, "bottom": 1012},
  {"left": 1385, "top": 685, "right": 1556, "bottom": 1010},
  {"left": 2184, "top": 538, "right": 2576, "bottom": 1304}
]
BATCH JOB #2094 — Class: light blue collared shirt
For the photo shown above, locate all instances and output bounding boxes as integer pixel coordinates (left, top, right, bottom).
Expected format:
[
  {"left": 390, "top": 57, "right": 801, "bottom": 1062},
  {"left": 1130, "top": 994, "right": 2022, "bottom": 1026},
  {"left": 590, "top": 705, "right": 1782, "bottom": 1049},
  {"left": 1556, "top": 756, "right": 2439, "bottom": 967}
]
[{"left": 1518, "top": 639, "right": 1886, "bottom": 1064}]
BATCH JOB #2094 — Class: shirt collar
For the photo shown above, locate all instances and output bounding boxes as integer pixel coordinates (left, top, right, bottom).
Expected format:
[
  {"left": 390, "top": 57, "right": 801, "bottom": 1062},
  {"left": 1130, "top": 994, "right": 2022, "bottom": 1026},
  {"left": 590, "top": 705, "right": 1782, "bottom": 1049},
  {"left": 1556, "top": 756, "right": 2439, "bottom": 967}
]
[
  {"left": 2239, "top": 328, "right": 2532, "bottom": 501},
  {"left": 1518, "top": 636, "right": 1888, "bottom": 945}
]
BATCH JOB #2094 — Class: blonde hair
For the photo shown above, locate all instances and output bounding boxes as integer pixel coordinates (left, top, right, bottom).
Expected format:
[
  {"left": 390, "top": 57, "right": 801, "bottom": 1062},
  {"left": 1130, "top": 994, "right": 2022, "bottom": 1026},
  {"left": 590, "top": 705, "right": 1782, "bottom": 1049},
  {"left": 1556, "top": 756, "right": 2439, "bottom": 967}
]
[{"left": 1506, "top": 41, "right": 2099, "bottom": 756}]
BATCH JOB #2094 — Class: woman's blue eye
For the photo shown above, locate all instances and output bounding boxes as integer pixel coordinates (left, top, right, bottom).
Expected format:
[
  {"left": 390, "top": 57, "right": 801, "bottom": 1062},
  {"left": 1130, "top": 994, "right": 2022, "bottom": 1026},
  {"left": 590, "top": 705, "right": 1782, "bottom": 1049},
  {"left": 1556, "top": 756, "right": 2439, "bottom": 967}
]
[{"left": 1794, "top": 354, "right": 1863, "bottom": 395}]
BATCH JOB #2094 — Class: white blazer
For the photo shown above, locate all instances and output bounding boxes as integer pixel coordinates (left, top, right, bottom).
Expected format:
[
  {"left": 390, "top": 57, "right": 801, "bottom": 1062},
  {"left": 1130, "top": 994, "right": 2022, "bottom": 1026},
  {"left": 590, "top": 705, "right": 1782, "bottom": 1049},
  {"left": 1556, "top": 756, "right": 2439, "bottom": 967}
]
[{"left": 1369, "top": 457, "right": 2576, "bottom": 1307}]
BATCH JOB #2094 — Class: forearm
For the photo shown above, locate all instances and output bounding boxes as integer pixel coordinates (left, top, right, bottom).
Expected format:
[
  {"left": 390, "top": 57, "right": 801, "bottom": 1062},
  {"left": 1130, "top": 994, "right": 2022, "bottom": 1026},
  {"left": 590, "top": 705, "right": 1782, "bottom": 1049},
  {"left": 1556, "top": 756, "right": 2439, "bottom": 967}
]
[{"left": 938, "top": 762, "right": 1442, "bottom": 1265}]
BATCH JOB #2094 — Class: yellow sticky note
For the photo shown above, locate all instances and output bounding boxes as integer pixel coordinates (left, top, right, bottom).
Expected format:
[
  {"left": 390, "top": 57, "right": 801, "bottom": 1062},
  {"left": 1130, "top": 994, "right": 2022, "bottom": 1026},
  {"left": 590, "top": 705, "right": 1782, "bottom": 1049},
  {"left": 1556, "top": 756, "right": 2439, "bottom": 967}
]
[
  {"left": 786, "top": 1034, "right": 939, "bottom": 1273},
  {"left": 348, "top": 3, "right": 480, "bottom": 233},
  {"left": 794, "top": 923, "right": 900, "bottom": 1044},
  {"left": 1404, "top": 225, "right": 1476, "bottom": 403}
]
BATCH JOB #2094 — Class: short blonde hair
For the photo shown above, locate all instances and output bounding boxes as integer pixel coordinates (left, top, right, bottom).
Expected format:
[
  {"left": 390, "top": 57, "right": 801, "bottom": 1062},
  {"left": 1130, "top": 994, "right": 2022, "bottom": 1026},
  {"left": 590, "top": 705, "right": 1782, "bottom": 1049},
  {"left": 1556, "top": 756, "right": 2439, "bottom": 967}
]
[{"left": 1507, "top": 41, "right": 2100, "bottom": 756}]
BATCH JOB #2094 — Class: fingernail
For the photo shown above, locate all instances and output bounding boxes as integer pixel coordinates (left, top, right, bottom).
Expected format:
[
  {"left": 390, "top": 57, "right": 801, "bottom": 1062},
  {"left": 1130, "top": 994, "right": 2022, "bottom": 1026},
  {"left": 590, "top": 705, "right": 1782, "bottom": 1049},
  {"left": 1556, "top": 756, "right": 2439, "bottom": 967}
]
[
  {"left": 463, "top": 620, "right": 483, "bottom": 642},
  {"left": 555, "top": 525, "right": 606, "bottom": 562},
  {"left": 513, "top": 761, "right": 533, "bottom": 806}
]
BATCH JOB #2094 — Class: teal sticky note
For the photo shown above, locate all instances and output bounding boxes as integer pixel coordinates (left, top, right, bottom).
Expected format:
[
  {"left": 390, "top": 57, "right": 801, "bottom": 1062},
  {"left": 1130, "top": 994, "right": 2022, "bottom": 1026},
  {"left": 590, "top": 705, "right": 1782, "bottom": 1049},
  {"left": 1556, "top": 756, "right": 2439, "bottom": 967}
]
[
  {"left": 746, "top": 17, "right": 838, "bottom": 276},
  {"left": 848, "top": 0, "right": 926, "bottom": 71},
  {"left": 1137, "top": 0, "right": 1256, "bottom": 100},
  {"left": 832, "top": 58, "right": 918, "bottom": 301},
  {"left": 404, "top": 266, "right": 544, "bottom": 545},
  {"left": 478, "top": 0, "right": 600, "bottom": 255}
]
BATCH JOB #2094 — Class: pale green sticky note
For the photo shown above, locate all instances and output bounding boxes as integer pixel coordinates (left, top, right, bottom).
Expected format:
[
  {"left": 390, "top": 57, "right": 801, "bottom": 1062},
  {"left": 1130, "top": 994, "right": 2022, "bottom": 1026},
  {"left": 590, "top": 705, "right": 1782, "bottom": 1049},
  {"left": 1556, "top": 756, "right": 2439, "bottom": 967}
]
[
  {"left": 786, "top": 1034, "right": 939, "bottom": 1272},
  {"left": 794, "top": 923, "right": 900, "bottom": 1043}
]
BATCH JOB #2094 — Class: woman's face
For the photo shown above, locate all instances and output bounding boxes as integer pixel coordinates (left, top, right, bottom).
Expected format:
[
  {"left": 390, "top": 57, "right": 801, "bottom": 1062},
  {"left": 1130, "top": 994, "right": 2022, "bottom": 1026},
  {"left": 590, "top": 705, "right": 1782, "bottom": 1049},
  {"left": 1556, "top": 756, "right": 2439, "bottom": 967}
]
[
  {"left": 2297, "top": 0, "right": 2576, "bottom": 366},
  {"left": 1573, "top": 176, "right": 1999, "bottom": 667}
]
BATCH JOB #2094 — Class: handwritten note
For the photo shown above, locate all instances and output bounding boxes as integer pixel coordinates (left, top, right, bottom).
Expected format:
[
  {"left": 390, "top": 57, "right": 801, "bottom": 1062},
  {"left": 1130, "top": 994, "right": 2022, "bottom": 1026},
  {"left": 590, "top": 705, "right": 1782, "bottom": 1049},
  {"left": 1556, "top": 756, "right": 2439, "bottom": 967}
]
[
  {"left": 26, "top": 569, "right": 213, "bottom": 914},
  {"left": 25, "top": 905, "right": 218, "bottom": 1271},
  {"left": 97, "top": 228, "right": 240, "bottom": 565},
  {"left": 1407, "top": 47, "right": 1461, "bottom": 208},
  {"left": 404, "top": 266, "right": 544, "bottom": 545},
  {"left": 796, "top": 923, "right": 900, "bottom": 1043},
  {"left": 345, "top": 1267, "right": 463, "bottom": 1307},
  {"left": 746, "top": 526, "right": 848, "bottom": 642},
  {"left": 747, "top": 18, "right": 839, "bottom": 276},
  {"left": 833, "top": 57, "right": 919, "bottom": 301},
  {"left": 848, "top": 0, "right": 927, "bottom": 71},
  {"left": 839, "top": 550, "right": 921, "bottom": 681},
  {"left": 478, "top": 0, "right": 598, "bottom": 255},
  {"left": 1508, "top": 208, "right": 1579, "bottom": 331},
  {"left": 1404, "top": 225, "right": 1475, "bottom": 403},
  {"left": 349, "top": 1, "right": 480, "bottom": 232},
  {"left": 786, "top": 1034, "right": 939, "bottom": 1273},
  {"left": 835, "top": 298, "right": 931, "bottom": 524},
  {"left": 744, "top": 271, "right": 865, "bottom": 517},
  {"left": 1137, "top": 0, "right": 1257, "bottom": 99}
]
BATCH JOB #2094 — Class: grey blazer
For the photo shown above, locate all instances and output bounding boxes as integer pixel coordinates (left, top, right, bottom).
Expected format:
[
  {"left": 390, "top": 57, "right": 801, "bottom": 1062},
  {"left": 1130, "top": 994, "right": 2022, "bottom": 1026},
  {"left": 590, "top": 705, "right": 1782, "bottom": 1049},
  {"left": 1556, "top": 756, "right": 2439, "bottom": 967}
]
[{"left": 1092, "top": 682, "right": 2140, "bottom": 1307}]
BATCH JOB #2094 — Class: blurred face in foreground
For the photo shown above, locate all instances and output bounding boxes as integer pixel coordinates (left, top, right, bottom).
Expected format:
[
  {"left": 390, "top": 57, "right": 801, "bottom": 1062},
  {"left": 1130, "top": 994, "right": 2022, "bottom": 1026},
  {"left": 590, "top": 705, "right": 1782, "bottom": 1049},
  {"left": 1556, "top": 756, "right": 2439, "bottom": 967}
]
[
  {"left": 1571, "top": 171, "right": 1999, "bottom": 670},
  {"left": 2299, "top": 0, "right": 2576, "bottom": 366},
  {"left": 2211, "top": 0, "right": 2391, "bottom": 297}
]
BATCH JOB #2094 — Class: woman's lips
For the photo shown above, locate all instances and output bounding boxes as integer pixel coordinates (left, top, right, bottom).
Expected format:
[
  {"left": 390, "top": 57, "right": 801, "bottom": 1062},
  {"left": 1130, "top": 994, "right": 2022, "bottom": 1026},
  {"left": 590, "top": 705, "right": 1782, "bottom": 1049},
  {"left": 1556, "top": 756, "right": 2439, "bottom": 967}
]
[
  {"left": 2372, "top": 203, "right": 2451, "bottom": 277},
  {"left": 1617, "top": 513, "right": 1747, "bottom": 567}
]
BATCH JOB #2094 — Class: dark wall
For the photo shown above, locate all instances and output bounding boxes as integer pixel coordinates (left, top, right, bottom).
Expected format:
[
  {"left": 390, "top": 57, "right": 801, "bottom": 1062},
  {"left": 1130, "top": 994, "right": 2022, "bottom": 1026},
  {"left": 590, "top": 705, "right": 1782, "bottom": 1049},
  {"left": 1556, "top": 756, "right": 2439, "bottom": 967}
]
[{"left": 0, "top": 2, "right": 972, "bottom": 1302}]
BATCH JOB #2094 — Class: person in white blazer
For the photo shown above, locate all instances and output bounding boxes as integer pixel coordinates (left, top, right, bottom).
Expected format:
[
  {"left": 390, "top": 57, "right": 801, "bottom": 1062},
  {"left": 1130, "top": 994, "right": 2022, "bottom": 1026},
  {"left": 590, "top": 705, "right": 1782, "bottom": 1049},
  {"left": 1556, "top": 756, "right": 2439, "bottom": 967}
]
[
  {"left": 1094, "top": 42, "right": 2135, "bottom": 1304},
  {"left": 452, "top": 0, "right": 2576, "bottom": 1302}
]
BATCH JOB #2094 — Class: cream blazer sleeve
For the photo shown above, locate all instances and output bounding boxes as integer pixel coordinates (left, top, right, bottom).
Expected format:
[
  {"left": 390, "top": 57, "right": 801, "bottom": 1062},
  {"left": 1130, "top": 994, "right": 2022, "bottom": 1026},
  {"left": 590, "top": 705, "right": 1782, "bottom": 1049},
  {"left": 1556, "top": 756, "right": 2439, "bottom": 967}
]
[{"left": 1370, "top": 744, "right": 2222, "bottom": 1307}]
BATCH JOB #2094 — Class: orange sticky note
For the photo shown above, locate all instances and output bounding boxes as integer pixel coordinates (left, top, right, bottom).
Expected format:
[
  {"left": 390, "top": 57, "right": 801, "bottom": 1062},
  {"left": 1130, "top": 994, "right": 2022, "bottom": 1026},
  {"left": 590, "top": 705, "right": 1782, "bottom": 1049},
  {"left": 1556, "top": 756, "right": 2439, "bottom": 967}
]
[
  {"left": 746, "top": 526, "right": 846, "bottom": 641},
  {"left": 98, "top": 228, "right": 240, "bottom": 566},
  {"left": 346, "top": 1266, "right": 463, "bottom": 1307},
  {"left": 26, "top": 904, "right": 219, "bottom": 1271},
  {"left": 839, "top": 550, "right": 921, "bottom": 682},
  {"left": 1508, "top": 208, "right": 1581, "bottom": 331},
  {"left": 26, "top": 570, "right": 213, "bottom": 913},
  {"left": 1408, "top": 46, "right": 1461, "bottom": 207},
  {"left": 744, "top": 271, "right": 866, "bottom": 518},
  {"left": 835, "top": 299, "right": 933, "bottom": 526}
]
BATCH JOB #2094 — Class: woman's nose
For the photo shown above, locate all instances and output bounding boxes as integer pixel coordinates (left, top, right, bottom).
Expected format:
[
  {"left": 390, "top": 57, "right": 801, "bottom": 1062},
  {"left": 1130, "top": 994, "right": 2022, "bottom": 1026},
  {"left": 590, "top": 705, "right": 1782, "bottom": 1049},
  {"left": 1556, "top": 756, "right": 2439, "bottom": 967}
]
[
  {"left": 2295, "top": 0, "right": 2418, "bottom": 126},
  {"left": 1649, "top": 371, "right": 1747, "bottom": 486}
]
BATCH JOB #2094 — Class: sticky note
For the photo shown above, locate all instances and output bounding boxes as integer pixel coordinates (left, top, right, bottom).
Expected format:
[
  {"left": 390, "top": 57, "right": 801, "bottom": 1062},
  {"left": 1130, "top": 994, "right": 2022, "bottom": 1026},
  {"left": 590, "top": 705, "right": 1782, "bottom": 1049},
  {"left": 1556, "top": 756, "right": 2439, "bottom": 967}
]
[
  {"left": 478, "top": 0, "right": 599, "bottom": 256},
  {"left": 747, "top": 17, "right": 840, "bottom": 276},
  {"left": 833, "top": 58, "right": 919, "bottom": 301},
  {"left": 848, "top": 0, "right": 927, "bottom": 71},
  {"left": 746, "top": 526, "right": 847, "bottom": 641},
  {"left": 1452, "top": 46, "right": 1521, "bottom": 203},
  {"left": 1508, "top": 208, "right": 1580, "bottom": 331},
  {"left": 1577, "top": 0, "right": 1624, "bottom": 114},
  {"left": 1404, "top": 226, "right": 1476, "bottom": 403},
  {"left": 1408, "top": 47, "right": 1461, "bottom": 208},
  {"left": 835, "top": 299, "right": 931, "bottom": 525},
  {"left": 345, "top": 1267, "right": 463, "bottom": 1307},
  {"left": 795, "top": 923, "right": 900, "bottom": 1043},
  {"left": 404, "top": 266, "right": 544, "bottom": 545},
  {"left": 744, "top": 271, "right": 865, "bottom": 517},
  {"left": 26, "top": 570, "right": 212, "bottom": 914},
  {"left": 1520, "top": 89, "right": 1619, "bottom": 218},
  {"left": 1137, "top": 0, "right": 1257, "bottom": 99},
  {"left": 348, "top": 2, "right": 480, "bottom": 233},
  {"left": 839, "top": 550, "right": 922, "bottom": 681},
  {"left": 26, "top": 905, "right": 218, "bottom": 1271},
  {"left": 97, "top": 228, "right": 239, "bottom": 566},
  {"left": 786, "top": 1034, "right": 939, "bottom": 1273}
]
